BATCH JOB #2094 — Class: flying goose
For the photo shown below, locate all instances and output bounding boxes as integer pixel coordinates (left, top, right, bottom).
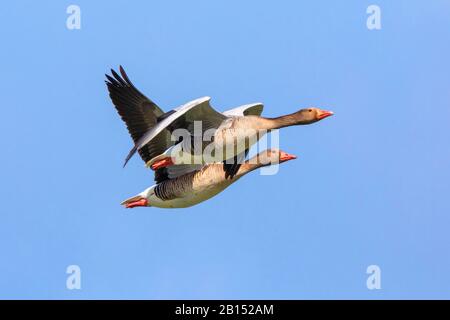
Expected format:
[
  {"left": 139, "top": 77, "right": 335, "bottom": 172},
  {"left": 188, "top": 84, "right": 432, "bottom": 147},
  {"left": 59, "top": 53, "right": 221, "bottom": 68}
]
[
  {"left": 105, "top": 67, "right": 333, "bottom": 179},
  {"left": 134, "top": 100, "right": 331, "bottom": 178},
  {"left": 121, "top": 149, "right": 297, "bottom": 209}
]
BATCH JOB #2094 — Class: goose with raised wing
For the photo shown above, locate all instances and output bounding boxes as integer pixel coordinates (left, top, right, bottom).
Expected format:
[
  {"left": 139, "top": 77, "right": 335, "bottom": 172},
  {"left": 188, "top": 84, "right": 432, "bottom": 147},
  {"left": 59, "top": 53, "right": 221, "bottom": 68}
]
[
  {"left": 105, "top": 66, "right": 333, "bottom": 179},
  {"left": 121, "top": 149, "right": 297, "bottom": 209}
]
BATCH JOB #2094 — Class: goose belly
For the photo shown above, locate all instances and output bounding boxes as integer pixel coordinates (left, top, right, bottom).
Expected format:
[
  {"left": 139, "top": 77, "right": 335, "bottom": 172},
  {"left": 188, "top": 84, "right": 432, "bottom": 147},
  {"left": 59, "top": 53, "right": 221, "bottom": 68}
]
[{"left": 149, "top": 182, "right": 230, "bottom": 208}]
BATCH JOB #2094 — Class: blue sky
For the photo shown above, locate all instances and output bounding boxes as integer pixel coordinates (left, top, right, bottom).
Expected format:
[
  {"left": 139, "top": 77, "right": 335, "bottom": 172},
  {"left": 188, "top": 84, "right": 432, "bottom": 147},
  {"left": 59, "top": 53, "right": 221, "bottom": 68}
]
[{"left": 0, "top": 0, "right": 449, "bottom": 299}]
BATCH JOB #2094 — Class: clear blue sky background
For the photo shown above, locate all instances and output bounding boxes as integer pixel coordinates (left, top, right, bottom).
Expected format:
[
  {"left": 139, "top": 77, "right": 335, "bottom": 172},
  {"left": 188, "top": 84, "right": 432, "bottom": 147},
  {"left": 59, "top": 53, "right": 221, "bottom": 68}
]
[{"left": 0, "top": 1, "right": 449, "bottom": 299}]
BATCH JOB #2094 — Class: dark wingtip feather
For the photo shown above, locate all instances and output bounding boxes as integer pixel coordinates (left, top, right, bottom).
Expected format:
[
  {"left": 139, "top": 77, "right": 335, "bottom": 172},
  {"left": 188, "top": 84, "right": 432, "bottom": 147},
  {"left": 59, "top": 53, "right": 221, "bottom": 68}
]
[
  {"left": 105, "top": 74, "right": 118, "bottom": 86},
  {"left": 123, "top": 145, "right": 138, "bottom": 168},
  {"left": 119, "top": 65, "right": 134, "bottom": 87},
  {"left": 111, "top": 69, "right": 127, "bottom": 86}
]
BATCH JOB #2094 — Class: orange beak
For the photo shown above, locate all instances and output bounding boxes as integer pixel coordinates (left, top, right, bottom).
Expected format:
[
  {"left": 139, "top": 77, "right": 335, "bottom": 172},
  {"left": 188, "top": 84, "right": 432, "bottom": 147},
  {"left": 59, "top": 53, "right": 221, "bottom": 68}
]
[
  {"left": 279, "top": 151, "right": 297, "bottom": 162},
  {"left": 124, "top": 197, "right": 148, "bottom": 208},
  {"left": 150, "top": 157, "right": 174, "bottom": 170},
  {"left": 317, "top": 109, "right": 334, "bottom": 120}
]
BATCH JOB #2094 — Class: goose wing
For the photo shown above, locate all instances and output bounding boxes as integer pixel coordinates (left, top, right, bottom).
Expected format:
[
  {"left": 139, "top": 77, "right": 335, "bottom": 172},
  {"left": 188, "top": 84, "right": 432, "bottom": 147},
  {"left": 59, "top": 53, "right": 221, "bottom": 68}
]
[
  {"left": 223, "top": 149, "right": 249, "bottom": 180},
  {"left": 106, "top": 66, "right": 172, "bottom": 165},
  {"left": 154, "top": 164, "right": 204, "bottom": 184},
  {"left": 123, "top": 96, "right": 227, "bottom": 167}
]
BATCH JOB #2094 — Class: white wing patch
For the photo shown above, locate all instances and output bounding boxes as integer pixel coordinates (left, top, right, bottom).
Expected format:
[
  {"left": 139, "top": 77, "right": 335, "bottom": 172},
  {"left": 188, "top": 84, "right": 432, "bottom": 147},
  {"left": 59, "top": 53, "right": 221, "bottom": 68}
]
[{"left": 222, "top": 103, "right": 264, "bottom": 117}]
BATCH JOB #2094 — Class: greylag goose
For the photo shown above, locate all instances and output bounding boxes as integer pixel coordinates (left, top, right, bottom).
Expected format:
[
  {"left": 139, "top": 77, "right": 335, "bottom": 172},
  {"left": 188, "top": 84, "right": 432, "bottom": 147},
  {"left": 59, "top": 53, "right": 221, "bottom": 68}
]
[
  {"left": 121, "top": 149, "right": 297, "bottom": 208},
  {"left": 147, "top": 104, "right": 332, "bottom": 177},
  {"left": 105, "top": 67, "right": 333, "bottom": 179}
]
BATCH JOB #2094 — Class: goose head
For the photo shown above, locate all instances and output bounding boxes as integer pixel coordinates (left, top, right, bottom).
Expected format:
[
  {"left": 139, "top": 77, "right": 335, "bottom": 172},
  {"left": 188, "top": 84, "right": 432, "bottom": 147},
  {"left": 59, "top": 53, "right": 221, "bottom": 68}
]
[
  {"left": 291, "top": 107, "right": 334, "bottom": 124},
  {"left": 121, "top": 187, "right": 153, "bottom": 208},
  {"left": 253, "top": 149, "right": 297, "bottom": 167},
  {"left": 267, "top": 107, "right": 333, "bottom": 129}
]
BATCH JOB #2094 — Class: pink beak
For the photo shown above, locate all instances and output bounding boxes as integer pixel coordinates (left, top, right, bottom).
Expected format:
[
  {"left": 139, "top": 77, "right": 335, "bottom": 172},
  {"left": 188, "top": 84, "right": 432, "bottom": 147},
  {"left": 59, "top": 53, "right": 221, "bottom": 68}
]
[
  {"left": 150, "top": 157, "right": 174, "bottom": 171},
  {"left": 279, "top": 151, "right": 297, "bottom": 162},
  {"left": 125, "top": 198, "right": 148, "bottom": 208},
  {"left": 317, "top": 109, "right": 334, "bottom": 120}
]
